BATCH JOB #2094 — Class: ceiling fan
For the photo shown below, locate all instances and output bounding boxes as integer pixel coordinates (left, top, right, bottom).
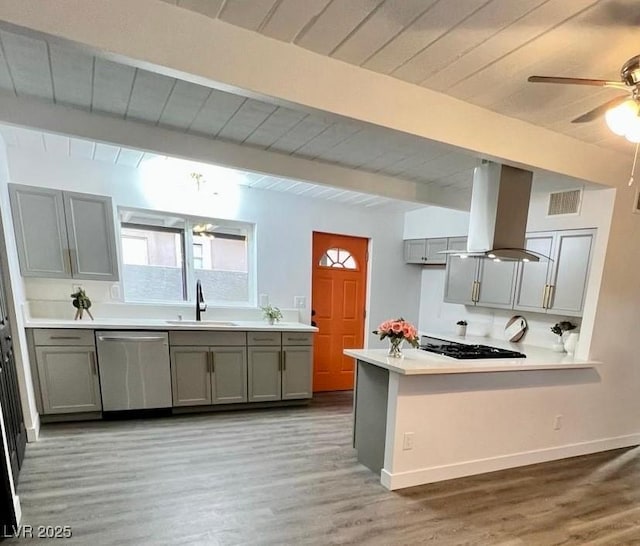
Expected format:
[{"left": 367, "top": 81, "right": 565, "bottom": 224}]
[
  {"left": 529, "top": 54, "right": 640, "bottom": 185},
  {"left": 528, "top": 54, "right": 640, "bottom": 124}
]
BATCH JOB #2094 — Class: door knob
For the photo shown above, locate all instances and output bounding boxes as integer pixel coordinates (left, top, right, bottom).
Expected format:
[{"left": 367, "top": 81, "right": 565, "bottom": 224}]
[
  {"left": 311, "top": 321, "right": 317, "bottom": 327},
  {"left": 311, "top": 309, "right": 316, "bottom": 316}
]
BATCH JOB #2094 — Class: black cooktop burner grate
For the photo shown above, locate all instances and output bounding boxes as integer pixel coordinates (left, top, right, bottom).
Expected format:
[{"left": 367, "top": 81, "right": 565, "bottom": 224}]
[{"left": 419, "top": 336, "right": 526, "bottom": 360}]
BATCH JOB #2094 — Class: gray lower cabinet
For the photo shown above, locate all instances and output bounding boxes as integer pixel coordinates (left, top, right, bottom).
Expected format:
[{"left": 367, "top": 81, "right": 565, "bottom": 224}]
[
  {"left": 170, "top": 345, "right": 247, "bottom": 406},
  {"left": 248, "top": 332, "right": 313, "bottom": 402},
  {"left": 248, "top": 347, "right": 282, "bottom": 402},
  {"left": 35, "top": 346, "right": 102, "bottom": 414},
  {"left": 281, "top": 346, "right": 312, "bottom": 400},
  {"left": 170, "top": 347, "right": 211, "bottom": 406},
  {"left": 9, "top": 184, "right": 118, "bottom": 281},
  {"left": 211, "top": 347, "right": 248, "bottom": 404}
]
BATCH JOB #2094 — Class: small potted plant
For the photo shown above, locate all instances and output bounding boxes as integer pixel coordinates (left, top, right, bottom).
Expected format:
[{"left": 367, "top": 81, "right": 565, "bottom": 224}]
[
  {"left": 456, "top": 320, "right": 468, "bottom": 337},
  {"left": 550, "top": 321, "right": 576, "bottom": 352},
  {"left": 261, "top": 304, "right": 283, "bottom": 325}
]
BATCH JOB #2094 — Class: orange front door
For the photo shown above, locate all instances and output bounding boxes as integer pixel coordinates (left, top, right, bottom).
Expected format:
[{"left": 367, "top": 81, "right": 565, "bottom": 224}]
[{"left": 312, "top": 232, "right": 368, "bottom": 392}]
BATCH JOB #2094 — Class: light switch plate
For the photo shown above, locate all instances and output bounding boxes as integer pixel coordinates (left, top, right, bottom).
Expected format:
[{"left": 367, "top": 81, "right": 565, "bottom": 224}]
[
  {"left": 294, "top": 296, "right": 306, "bottom": 309},
  {"left": 259, "top": 294, "right": 269, "bottom": 307}
]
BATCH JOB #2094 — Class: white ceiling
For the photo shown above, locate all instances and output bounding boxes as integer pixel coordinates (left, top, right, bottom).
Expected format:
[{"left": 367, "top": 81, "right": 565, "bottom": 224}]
[
  {"left": 0, "top": 1, "right": 631, "bottom": 211},
  {"left": 0, "top": 26, "right": 478, "bottom": 199},
  {"left": 161, "top": 0, "right": 640, "bottom": 156},
  {"left": 0, "top": 124, "right": 420, "bottom": 212}
]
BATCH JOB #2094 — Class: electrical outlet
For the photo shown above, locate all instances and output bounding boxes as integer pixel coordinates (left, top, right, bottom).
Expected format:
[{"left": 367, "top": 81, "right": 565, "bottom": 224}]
[
  {"left": 402, "top": 432, "right": 414, "bottom": 450},
  {"left": 110, "top": 284, "right": 121, "bottom": 301},
  {"left": 554, "top": 415, "right": 563, "bottom": 430},
  {"left": 294, "top": 296, "right": 306, "bottom": 309},
  {"left": 259, "top": 294, "right": 269, "bottom": 307}
]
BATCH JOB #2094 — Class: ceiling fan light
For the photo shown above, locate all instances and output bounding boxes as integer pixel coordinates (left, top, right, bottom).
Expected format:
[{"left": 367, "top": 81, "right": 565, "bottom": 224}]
[
  {"left": 605, "top": 99, "right": 639, "bottom": 136},
  {"left": 623, "top": 115, "right": 640, "bottom": 143}
]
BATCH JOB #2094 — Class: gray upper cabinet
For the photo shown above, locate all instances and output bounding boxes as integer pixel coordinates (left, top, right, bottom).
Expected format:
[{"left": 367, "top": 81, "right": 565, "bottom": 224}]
[
  {"left": 475, "top": 259, "right": 518, "bottom": 309},
  {"left": 546, "top": 230, "right": 595, "bottom": 316},
  {"left": 444, "top": 229, "right": 594, "bottom": 316},
  {"left": 513, "top": 234, "right": 555, "bottom": 313},
  {"left": 404, "top": 239, "right": 426, "bottom": 264},
  {"left": 404, "top": 238, "right": 447, "bottom": 265},
  {"left": 9, "top": 184, "right": 118, "bottom": 281},
  {"left": 63, "top": 191, "right": 118, "bottom": 281},
  {"left": 444, "top": 237, "right": 517, "bottom": 308},
  {"left": 514, "top": 229, "right": 595, "bottom": 316},
  {"left": 444, "top": 237, "right": 478, "bottom": 305},
  {"left": 9, "top": 185, "right": 70, "bottom": 278}
]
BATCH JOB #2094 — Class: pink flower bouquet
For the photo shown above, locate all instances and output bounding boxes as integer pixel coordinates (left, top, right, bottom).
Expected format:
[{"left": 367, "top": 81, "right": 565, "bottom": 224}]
[{"left": 373, "top": 318, "right": 419, "bottom": 348}]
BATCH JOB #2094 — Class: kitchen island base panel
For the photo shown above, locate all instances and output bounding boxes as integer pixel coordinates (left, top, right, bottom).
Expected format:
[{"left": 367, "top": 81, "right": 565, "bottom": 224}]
[{"left": 353, "top": 361, "right": 389, "bottom": 474}]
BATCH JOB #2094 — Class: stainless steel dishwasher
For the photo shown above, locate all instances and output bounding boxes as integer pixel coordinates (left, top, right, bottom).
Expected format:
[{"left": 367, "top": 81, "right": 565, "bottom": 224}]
[{"left": 96, "top": 331, "right": 171, "bottom": 411}]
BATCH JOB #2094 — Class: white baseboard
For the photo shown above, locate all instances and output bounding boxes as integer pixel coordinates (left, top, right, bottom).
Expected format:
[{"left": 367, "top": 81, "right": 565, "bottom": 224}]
[
  {"left": 13, "top": 494, "right": 21, "bottom": 524},
  {"left": 381, "top": 434, "right": 640, "bottom": 490},
  {"left": 26, "top": 413, "right": 40, "bottom": 442}
]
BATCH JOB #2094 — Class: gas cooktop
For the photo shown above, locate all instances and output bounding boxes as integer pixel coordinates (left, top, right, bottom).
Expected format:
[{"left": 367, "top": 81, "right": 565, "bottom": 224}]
[{"left": 419, "top": 336, "right": 526, "bottom": 360}]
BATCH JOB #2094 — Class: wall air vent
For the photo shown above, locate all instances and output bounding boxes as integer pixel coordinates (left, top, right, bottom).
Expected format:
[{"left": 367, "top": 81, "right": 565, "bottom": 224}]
[{"left": 547, "top": 189, "right": 582, "bottom": 216}]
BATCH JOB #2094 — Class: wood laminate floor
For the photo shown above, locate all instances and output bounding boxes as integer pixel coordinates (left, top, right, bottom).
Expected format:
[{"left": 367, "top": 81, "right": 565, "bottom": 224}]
[{"left": 6, "top": 392, "right": 640, "bottom": 545}]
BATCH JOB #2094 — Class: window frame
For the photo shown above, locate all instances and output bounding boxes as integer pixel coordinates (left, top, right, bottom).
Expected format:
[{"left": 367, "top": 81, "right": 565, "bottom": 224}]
[
  {"left": 119, "top": 211, "right": 256, "bottom": 307},
  {"left": 121, "top": 222, "right": 188, "bottom": 302}
]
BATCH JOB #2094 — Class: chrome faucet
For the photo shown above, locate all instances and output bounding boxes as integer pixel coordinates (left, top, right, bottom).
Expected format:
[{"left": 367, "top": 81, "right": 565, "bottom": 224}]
[{"left": 196, "top": 279, "right": 207, "bottom": 321}]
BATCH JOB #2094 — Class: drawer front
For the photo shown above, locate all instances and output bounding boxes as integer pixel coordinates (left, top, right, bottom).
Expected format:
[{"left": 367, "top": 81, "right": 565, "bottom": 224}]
[
  {"left": 33, "top": 328, "right": 95, "bottom": 346},
  {"left": 247, "top": 331, "right": 281, "bottom": 346},
  {"left": 282, "top": 332, "right": 314, "bottom": 346},
  {"left": 169, "top": 330, "right": 246, "bottom": 346}
]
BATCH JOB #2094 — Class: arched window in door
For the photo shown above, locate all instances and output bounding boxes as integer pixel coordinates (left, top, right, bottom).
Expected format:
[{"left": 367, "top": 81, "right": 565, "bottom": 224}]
[{"left": 319, "top": 248, "right": 358, "bottom": 269}]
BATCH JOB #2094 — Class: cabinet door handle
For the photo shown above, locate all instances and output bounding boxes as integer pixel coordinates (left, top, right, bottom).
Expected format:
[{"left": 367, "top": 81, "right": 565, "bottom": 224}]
[
  {"left": 210, "top": 352, "right": 215, "bottom": 373},
  {"left": 49, "top": 335, "right": 82, "bottom": 340},
  {"left": 282, "top": 350, "right": 287, "bottom": 371},
  {"left": 90, "top": 352, "right": 97, "bottom": 375},
  {"left": 475, "top": 281, "right": 481, "bottom": 302},
  {"left": 547, "top": 285, "right": 555, "bottom": 309},
  {"left": 542, "top": 284, "right": 549, "bottom": 308},
  {"left": 278, "top": 351, "right": 282, "bottom": 371}
]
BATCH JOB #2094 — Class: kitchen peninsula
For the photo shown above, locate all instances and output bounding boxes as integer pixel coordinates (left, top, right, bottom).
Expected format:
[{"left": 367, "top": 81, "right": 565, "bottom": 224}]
[{"left": 345, "top": 337, "right": 600, "bottom": 491}]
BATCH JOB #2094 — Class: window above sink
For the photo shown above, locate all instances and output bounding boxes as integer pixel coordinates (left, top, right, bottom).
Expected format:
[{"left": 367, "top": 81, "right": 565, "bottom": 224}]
[{"left": 119, "top": 209, "right": 255, "bottom": 307}]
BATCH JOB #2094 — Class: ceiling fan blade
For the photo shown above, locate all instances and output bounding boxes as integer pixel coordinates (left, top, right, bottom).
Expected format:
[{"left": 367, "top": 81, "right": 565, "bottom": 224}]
[
  {"left": 571, "top": 96, "right": 631, "bottom": 123},
  {"left": 528, "top": 76, "right": 628, "bottom": 90}
]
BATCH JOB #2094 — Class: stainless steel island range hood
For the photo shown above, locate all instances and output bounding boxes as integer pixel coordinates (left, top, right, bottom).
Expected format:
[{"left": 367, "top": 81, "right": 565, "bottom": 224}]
[{"left": 449, "top": 161, "right": 543, "bottom": 263}]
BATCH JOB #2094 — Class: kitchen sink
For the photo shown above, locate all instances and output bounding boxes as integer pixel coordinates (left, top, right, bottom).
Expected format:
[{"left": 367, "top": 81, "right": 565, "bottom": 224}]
[{"left": 165, "top": 320, "right": 238, "bottom": 326}]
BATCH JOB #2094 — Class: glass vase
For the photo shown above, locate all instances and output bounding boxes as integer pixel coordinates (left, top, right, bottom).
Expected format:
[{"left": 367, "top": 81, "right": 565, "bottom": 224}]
[{"left": 388, "top": 337, "right": 404, "bottom": 358}]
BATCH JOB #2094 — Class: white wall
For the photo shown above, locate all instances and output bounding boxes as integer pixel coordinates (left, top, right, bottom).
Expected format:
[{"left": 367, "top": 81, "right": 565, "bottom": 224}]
[
  {"left": 4, "top": 147, "right": 421, "bottom": 348},
  {"left": 403, "top": 206, "right": 469, "bottom": 239},
  {"left": 409, "top": 174, "right": 615, "bottom": 350}
]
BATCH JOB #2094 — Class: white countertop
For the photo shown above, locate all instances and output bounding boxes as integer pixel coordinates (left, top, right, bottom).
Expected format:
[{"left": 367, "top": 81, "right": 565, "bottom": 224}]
[
  {"left": 344, "top": 333, "right": 598, "bottom": 375},
  {"left": 24, "top": 317, "right": 317, "bottom": 332}
]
